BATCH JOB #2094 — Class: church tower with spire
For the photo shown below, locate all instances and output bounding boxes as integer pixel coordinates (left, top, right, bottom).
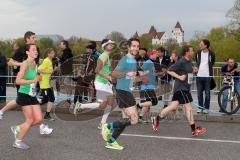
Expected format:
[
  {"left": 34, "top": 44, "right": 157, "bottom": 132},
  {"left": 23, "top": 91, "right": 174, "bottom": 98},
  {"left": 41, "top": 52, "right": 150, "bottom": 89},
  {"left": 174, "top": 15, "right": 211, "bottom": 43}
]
[{"left": 172, "top": 21, "right": 184, "bottom": 44}]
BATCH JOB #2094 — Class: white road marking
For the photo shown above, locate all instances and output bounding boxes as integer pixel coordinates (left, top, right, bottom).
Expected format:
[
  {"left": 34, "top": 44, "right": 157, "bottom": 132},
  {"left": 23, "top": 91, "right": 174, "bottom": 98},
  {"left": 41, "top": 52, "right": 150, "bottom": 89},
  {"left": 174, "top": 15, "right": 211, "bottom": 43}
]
[{"left": 122, "top": 133, "right": 240, "bottom": 144}]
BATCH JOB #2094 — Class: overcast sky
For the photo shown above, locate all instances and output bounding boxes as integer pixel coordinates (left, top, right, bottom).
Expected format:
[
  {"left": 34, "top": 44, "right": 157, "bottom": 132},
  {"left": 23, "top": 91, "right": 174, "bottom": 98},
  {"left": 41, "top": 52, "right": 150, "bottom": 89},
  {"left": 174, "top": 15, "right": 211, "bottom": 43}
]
[{"left": 0, "top": 0, "right": 235, "bottom": 41}]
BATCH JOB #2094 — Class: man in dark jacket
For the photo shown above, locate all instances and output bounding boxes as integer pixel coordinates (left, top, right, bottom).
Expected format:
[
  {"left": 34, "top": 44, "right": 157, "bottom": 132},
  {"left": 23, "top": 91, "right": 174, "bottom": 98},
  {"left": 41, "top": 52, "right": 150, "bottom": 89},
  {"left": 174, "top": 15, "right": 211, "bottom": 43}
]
[
  {"left": 0, "top": 51, "right": 7, "bottom": 103},
  {"left": 59, "top": 40, "right": 73, "bottom": 103},
  {"left": 59, "top": 40, "right": 73, "bottom": 75},
  {"left": 195, "top": 39, "right": 215, "bottom": 114},
  {"left": 154, "top": 47, "right": 171, "bottom": 107}
]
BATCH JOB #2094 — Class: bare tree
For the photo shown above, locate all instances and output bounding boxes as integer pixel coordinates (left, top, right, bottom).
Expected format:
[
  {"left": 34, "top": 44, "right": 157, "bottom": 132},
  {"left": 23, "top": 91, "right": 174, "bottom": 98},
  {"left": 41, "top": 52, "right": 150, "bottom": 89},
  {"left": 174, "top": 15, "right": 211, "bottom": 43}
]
[
  {"left": 105, "top": 31, "right": 126, "bottom": 43},
  {"left": 226, "top": 0, "right": 240, "bottom": 27}
]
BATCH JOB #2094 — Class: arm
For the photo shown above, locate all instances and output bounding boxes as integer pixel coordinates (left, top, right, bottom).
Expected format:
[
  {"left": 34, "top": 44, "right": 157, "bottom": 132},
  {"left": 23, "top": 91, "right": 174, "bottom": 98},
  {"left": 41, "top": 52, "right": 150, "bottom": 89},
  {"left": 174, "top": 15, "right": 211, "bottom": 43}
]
[
  {"left": 16, "top": 62, "right": 41, "bottom": 85},
  {"left": 211, "top": 51, "right": 215, "bottom": 66},
  {"left": 167, "top": 71, "right": 186, "bottom": 81},
  {"left": 7, "top": 58, "right": 22, "bottom": 67},
  {"left": 0, "top": 56, "right": 7, "bottom": 68},
  {"left": 38, "top": 60, "right": 53, "bottom": 74},
  {"left": 167, "top": 59, "right": 186, "bottom": 81}
]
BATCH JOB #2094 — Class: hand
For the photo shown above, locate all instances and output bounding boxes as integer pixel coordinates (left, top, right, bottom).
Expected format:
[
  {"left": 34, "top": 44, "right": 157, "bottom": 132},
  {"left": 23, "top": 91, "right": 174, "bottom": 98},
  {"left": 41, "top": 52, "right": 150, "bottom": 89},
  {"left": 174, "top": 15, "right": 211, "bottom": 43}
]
[
  {"left": 193, "top": 67, "right": 198, "bottom": 73},
  {"left": 108, "top": 75, "right": 112, "bottom": 82},
  {"left": 178, "top": 75, "right": 186, "bottom": 81},
  {"left": 34, "top": 75, "right": 42, "bottom": 83},
  {"left": 140, "top": 74, "right": 148, "bottom": 85},
  {"left": 54, "top": 67, "right": 60, "bottom": 72},
  {"left": 18, "top": 63, "right": 23, "bottom": 67},
  {"left": 126, "top": 71, "right": 136, "bottom": 78}
]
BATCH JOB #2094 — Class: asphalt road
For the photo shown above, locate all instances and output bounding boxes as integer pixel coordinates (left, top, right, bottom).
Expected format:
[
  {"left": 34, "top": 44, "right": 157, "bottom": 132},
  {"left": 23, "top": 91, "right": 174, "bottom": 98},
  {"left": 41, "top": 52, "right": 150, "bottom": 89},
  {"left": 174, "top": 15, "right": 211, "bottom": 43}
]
[{"left": 0, "top": 111, "right": 240, "bottom": 160}]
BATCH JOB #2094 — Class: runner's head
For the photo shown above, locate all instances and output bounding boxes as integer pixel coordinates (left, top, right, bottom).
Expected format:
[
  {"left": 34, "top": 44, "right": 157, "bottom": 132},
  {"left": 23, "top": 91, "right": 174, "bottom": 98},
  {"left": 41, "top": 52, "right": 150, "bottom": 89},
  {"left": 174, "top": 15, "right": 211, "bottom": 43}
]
[
  {"left": 24, "top": 31, "right": 36, "bottom": 44},
  {"left": 139, "top": 48, "right": 148, "bottom": 57},
  {"left": 45, "top": 48, "right": 55, "bottom": 60},
  {"left": 148, "top": 50, "right": 158, "bottom": 61},
  {"left": 101, "top": 39, "right": 115, "bottom": 52},
  {"left": 182, "top": 45, "right": 194, "bottom": 59},
  {"left": 127, "top": 38, "right": 140, "bottom": 56},
  {"left": 25, "top": 44, "right": 38, "bottom": 60}
]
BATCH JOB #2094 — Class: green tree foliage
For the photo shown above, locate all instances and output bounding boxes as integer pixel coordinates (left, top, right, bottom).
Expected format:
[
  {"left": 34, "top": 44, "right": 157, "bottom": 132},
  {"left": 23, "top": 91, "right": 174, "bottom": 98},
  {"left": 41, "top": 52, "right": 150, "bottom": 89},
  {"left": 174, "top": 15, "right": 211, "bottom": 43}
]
[
  {"left": 138, "top": 35, "right": 153, "bottom": 50},
  {"left": 71, "top": 38, "right": 90, "bottom": 56},
  {"left": 36, "top": 38, "right": 56, "bottom": 58},
  {"left": 0, "top": 40, "right": 13, "bottom": 57},
  {"left": 189, "top": 27, "right": 240, "bottom": 62}
]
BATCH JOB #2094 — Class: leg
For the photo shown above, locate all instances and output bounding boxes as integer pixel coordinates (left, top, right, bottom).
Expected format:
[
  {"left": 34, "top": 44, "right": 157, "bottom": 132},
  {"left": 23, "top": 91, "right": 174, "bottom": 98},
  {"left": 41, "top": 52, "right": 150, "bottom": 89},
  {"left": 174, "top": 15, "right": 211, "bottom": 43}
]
[
  {"left": 196, "top": 77, "right": 204, "bottom": 110},
  {"left": 204, "top": 78, "right": 211, "bottom": 110},
  {"left": 184, "top": 103, "right": 194, "bottom": 125},
  {"left": 1, "top": 100, "right": 19, "bottom": 113},
  {"left": 160, "top": 101, "right": 179, "bottom": 118},
  {"left": 31, "top": 105, "right": 43, "bottom": 125},
  {"left": 17, "top": 106, "right": 34, "bottom": 140}
]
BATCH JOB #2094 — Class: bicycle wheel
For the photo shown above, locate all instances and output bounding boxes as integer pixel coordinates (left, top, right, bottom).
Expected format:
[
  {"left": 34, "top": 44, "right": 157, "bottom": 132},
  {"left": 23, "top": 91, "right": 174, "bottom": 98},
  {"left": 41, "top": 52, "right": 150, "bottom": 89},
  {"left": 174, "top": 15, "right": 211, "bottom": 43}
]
[{"left": 218, "top": 85, "right": 240, "bottom": 115}]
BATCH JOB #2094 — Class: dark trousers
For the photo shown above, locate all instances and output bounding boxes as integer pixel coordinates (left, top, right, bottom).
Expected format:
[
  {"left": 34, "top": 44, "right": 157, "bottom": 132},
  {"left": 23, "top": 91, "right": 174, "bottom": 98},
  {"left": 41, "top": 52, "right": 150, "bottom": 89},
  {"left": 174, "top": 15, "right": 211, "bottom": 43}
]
[
  {"left": 196, "top": 77, "right": 211, "bottom": 110},
  {"left": 0, "top": 77, "right": 6, "bottom": 102}
]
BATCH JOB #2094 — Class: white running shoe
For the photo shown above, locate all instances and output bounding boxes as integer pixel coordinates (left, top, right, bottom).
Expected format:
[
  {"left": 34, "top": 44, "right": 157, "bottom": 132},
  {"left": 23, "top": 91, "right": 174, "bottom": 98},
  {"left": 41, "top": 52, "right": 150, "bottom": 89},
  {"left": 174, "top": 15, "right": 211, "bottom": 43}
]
[
  {"left": 40, "top": 124, "right": 53, "bottom": 135},
  {"left": 0, "top": 111, "right": 3, "bottom": 120},
  {"left": 197, "top": 109, "right": 202, "bottom": 114},
  {"left": 73, "top": 103, "right": 82, "bottom": 115},
  {"left": 203, "top": 109, "right": 209, "bottom": 114}
]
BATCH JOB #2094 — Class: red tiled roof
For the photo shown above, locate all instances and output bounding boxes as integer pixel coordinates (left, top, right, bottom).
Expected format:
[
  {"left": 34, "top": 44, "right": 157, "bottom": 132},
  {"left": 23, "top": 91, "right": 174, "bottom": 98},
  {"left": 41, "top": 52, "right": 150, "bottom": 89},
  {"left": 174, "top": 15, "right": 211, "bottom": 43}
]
[{"left": 142, "top": 32, "right": 165, "bottom": 40}]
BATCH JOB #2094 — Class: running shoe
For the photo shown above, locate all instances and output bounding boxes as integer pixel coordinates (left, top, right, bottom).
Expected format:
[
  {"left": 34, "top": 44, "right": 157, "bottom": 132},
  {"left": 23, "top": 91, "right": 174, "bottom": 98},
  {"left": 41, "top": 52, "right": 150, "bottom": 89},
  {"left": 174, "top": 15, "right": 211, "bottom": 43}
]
[
  {"left": 13, "top": 140, "right": 30, "bottom": 150},
  {"left": 139, "top": 117, "right": 148, "bottom": 124},
  {"left": 44, "top": 114, "right": 55, "bottom": 121},
  {"left": 0, "top": 111, "right": 3, "bottom": 120},
  {"left": 105, "top": 141, "right": 124, "bottom": 150},
  {"left": 192, "top": 127, "right": 207, "bottom": 136},
  {"left": 98, "top": 123, "right": 103, "bottom": 130},
  {"left": 73, "top": 103, "right": 82, "bottom": 115},
  {"left": 11, "top": 126, "right": 20, "bottom": 139},
  {"left": 197, "top": 109, "right": 202, "bottom": 114},
  {"left": 101, "top": 123, "right": 111, "bottom": 142},
  {"left": 151, "top": 117, "right": 159, "bottom": 131},
  {"left": 40, "top": 124, "right": 53, "bottom": 135},
  {"left": 203, "top": 110, "right": 209, "bottom": 114}
]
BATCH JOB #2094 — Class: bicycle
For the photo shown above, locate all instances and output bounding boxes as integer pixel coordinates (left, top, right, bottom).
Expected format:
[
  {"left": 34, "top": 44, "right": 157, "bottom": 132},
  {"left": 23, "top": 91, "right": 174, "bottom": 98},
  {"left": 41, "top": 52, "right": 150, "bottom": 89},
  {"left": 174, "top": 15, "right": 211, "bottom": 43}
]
[{"left": 218, "top": 75, "right": 240, "bottom": 115}]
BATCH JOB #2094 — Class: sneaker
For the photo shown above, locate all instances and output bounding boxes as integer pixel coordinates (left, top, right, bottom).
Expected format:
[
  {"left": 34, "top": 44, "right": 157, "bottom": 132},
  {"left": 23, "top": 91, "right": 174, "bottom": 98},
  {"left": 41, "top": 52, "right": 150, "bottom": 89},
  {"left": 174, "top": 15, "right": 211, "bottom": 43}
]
[
  {"left": 192, "top": 127, "right": 207, "bottom": 136},
  {"left": 203, "top": 110, "right": 209, "bottom": 114},
  {"left": 44, "top": 114, "right": 55, "bottom": 121},
  {"left": 197, "top": 109, "right": 202, "bottom": 114},
  {"left": 151, "top": 117, "right": 159, "bottom": 131},
  {"left": 73, "top": 103, "right": 82, "bottom": 115},
  {"left": 40, "top": 124, "right": 53, "bottom": 135},
  {"left": 101, "top": 123, "right": 111, "bottom": 142},
  {"left": 13, "top": 140, "right": 30, "bottom": 150},
  {"left": 105, "top": 141, "right": 124, "bottom": 150},
  {"left": 139, "top": 117, "right": 148, "bottom": 124},
  {"left": 70, "top": 103, "right": 75, "bottom": 109},
  {"left": 0, "top": 111, "right": 3, "bottom": 120},
  {"left": 11, "top": 126, "right": 20, "bottom": 139},
  {"left": 98, "top": 123, "right": 103, "bottom": 130}
]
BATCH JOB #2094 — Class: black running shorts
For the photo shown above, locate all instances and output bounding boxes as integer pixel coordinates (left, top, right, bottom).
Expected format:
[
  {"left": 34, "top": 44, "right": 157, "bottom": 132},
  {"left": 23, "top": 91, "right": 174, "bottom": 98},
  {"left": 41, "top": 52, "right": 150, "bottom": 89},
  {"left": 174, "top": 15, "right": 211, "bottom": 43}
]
[
  {"left": 172, "top": 90, "right": 193, "bottom": 105},
  {"left": 116, "top": 89, "right": 136, "bottom": 108},
  {"left": 16, "top": 93, "right": 39, "bottom": 106}
]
